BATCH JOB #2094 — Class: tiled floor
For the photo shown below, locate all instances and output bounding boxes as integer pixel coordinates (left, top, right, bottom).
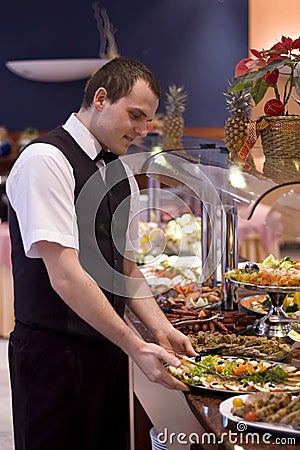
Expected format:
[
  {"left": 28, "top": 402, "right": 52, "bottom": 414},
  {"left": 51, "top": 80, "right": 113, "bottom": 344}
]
[{"left": 0, "top": 338, "right": 13, "bottom": 450}]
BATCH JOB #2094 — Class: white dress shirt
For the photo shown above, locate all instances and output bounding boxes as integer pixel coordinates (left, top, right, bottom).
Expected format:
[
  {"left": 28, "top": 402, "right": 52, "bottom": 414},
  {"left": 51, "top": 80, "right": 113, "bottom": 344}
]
[{"left": 6, "top": 113, "right": 140, "bottom": 258}]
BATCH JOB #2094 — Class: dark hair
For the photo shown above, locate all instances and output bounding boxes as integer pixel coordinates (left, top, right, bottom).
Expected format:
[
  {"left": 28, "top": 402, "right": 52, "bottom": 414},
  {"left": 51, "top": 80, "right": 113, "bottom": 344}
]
[{"left": 81, "top": 56, "right": 161, "bottom": 109}]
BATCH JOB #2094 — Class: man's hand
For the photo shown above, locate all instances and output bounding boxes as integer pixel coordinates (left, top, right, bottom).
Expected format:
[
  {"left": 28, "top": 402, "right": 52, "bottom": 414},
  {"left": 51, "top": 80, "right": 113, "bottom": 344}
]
[
  {"left": 155, "top": 327, "right": 198, "bottom": 358},
  {"left": 132, "top": 341, "right": 191, "bottom": 392}
]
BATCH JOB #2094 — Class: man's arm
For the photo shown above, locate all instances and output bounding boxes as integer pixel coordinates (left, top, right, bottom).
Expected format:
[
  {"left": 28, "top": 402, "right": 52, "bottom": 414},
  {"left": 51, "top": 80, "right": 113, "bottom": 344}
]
[
  {"left": 36, "top": 240, "right": 190, "bottom": 391},
  {"left": 124, "top": 252, "right": 197, "bottom": 357}
]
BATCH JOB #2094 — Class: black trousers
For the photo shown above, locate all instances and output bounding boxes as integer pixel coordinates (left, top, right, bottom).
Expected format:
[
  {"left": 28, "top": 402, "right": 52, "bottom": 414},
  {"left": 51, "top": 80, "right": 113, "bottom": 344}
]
[{"left": 9, "top": 322, "right": 129, "bottom": 450}]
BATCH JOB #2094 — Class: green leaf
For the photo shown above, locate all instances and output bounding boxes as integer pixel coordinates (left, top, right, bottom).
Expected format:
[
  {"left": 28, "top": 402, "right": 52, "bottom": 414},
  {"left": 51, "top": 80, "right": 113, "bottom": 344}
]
[
  {"left": 229, "top": 75, "right": 254, "bottom": 92},
  {"left": 251, "top": 79, "right": 269, "bottom": 105}
]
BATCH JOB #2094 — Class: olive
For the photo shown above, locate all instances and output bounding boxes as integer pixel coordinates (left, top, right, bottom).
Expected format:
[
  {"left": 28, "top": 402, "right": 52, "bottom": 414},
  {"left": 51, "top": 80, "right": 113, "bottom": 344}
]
[
  {"left": 244, "top": 262, "right": 260, "bottom": 272},
  {"left": 156, "top": 295, "right": 167, "bottom": 305}
]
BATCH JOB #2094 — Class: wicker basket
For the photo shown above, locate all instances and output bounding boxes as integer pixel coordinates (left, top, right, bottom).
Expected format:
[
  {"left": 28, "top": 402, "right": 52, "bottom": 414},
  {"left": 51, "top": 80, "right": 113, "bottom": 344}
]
[
  {"left": 260, "top": 115, "right": 300, "bottom": 182},
  {"left": 261, "top": 115, "right": 300, "bottom": 159}
]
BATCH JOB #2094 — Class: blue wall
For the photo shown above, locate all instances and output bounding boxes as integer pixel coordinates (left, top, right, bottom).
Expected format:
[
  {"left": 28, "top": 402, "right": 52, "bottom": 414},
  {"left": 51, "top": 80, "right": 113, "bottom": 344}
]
[{"left": 1, "top": 0, "right": 248, "bottom": 132}]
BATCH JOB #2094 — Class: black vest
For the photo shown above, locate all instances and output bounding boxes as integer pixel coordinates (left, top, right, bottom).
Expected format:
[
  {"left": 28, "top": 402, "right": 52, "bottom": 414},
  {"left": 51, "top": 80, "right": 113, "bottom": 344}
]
[{"left": 9, "top": 126, "right": 131, "bottom": 340}]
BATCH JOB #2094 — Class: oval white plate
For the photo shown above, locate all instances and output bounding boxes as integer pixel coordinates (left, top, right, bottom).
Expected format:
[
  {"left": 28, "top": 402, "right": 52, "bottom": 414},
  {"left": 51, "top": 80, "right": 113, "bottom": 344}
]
[{"left": 220, "top": 394, "right": 300, "bottom": 436}]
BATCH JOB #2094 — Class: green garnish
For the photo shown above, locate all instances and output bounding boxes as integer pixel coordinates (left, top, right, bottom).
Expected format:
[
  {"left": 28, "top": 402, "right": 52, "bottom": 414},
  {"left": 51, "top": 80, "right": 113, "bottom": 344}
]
[
  {"left": 241, "top": 365, "right": 288, "bottom": 385},
  {"left": 280, "top": 256, "right": 296, "bottom": 264},
  {"left": 285, "top": 304, "right": 299, "bottom": 313},
  {"left": 279, "top": 256, "right": 296, "bottom": 269},
  {"left": 292, "top": 403, "right": 300, "bottom": 412},
  {"left": 223, "top": 362, "right": 234, "bottom": 376},
  {"left": 262, "top": 296, "right": 272, "bottom": 308},
  {"left": 189, "top": 355, "right": 219, "bottom": 377}
]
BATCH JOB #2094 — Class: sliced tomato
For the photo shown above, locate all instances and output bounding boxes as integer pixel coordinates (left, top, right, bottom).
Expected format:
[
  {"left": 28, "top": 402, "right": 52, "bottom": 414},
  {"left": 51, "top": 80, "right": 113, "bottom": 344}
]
[
  {"left": 245, "top": 411, "right": 257, "bottom": 421},
  {"left": 246, "top": 385, "right": 255, "bottom": 391}
]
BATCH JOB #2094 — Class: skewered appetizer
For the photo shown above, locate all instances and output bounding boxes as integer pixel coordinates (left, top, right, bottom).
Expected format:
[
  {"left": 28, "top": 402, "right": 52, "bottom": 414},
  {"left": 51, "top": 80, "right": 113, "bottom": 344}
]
[
  {"left": 168, "top": 355, "right": 300, "bottom": 393},
  {"left": 230, "top": 392, "right": 300, "bottom": 427},
  {"left": 189, "top": 333, "right": 291, "bottom": 361}
]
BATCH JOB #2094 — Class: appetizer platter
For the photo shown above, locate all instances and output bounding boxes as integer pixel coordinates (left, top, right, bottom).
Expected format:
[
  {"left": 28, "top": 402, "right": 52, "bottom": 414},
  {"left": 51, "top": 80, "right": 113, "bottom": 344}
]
[
  {"left": 168, "top": 355, "right": 300, "bottom": 393},
  {"left": 224, "top": 255, "right": 300, "bottom": 337},
  {"left": 188, "top": 333, "right": 291, "bottom": 361},
  {"left": 240, "top": 295, "right": 271, "bottom": 315},
  {"left": 224, "top": 255, "right": 300, "bottom": 288},
  {"left": 240, "top": 294, "right": 300, "bottom": 316},
  {"left": 164, "top": 308, "right": 256, "bottom": 335},
  {"left": 140, "top": 255, "right": 222, "bottom": 309},
  {"left": 155, "top": 283, "right": 222, "bottom": 310},
  {"left": 220, "top": 392, "right": 300, "bottom": 435}
]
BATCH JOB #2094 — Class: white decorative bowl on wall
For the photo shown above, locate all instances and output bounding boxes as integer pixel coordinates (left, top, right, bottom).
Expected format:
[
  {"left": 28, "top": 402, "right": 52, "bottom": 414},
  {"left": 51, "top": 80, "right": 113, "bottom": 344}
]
[{"left": 5, "top": 58, "right": 108, "bottom": 82}]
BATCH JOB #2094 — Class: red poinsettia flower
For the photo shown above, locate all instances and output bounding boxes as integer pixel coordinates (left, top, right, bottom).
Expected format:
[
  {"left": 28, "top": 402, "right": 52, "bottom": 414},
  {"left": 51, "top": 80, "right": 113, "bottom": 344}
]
[
  {"left": 263, "top": 69, "right": 279, "bottom": 86},
  {"left": 235, "top": 57, "right": 264, "bottom": 76},
  {"left": 250, "top": 48, "right": 262, "bottom": 59},
  {"left": 271, "top": 36, "right": 300, "bottom": 54},
  {"left": 229, "top": 35, "right": 300, "bottom": 111}
]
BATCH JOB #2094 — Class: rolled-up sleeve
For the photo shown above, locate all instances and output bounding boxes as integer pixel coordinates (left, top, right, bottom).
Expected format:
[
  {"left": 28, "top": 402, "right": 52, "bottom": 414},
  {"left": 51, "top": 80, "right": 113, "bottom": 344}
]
[{"left": 6, "top": 144, "right": 78, "bottom": 258}]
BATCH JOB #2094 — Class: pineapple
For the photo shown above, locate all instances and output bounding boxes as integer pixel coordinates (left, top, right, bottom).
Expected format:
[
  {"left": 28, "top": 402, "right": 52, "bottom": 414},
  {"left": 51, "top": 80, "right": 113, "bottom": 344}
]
[
  {"left": 224, "top": 82, "right": 251, "bottom": 156},
  {"left": 162, "top": 85, "right": 188, "bottom": 150}
]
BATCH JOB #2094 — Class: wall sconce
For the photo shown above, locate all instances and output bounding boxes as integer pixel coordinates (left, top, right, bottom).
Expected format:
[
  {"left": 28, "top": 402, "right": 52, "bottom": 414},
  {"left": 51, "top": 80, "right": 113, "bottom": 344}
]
[
  {"left": 5, "top": 4, "right": 118, "bottom": 84},
  {"left": 5, "top": 58, "right": 107, "bottom": 82}
]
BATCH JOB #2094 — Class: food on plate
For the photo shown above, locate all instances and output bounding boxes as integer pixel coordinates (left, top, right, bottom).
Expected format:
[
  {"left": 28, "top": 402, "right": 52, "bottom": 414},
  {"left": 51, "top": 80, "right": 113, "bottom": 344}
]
[
  {"left": 139, "top": 252, "right": 222, "bottom": 307},
  {"left": 140, "top": 254, "right": 204, "bottom": 297},
  {"left": 165, "top": 308, "right": 228, "bottom": 334},
  {"left": 137, "top": 214, "right": 201, "bottom": 258},
  {"left": 241, "top": 293, "right": 300, "bottom": 315},
  {"left": 283, "top": 292, "right": 300, "bottom": 313},
  {"left": 288, "top": 329, "right": 300, "bottom": 342},
  {"left": 171, "top": 310, "right": 256, "bottom": 335},
  {"left": 224, "top": 254, "right": 300, "bottom": 287},
  {"left": 164, "top": 307, "right": 217, "bottom": 323},
  {"left": 168, "top": 355, "right": 300, "bottom": 393},
  {"left": 138, "top": 221, "right": 162, "bottom": 256},
  {"left": 240, "top": 295, "right": 271, "bottom": 314},
  {"left": 155, "top": 284, "right": 222, "bottom": 309},
  {"left": 163, "top": 213, "right": 201, "bottom": 256},
  {"left": 230, "top": 392, "right": 300, "bottom": 427},
  {"left": 189, "top": 333, "right": 291, "bottom": 361}
]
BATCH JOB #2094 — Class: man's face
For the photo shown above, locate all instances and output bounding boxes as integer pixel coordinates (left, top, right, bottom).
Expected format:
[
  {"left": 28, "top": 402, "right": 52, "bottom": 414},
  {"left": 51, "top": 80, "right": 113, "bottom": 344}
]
[{"left": 91, "top": 79, "right": 159, "bottom": 155}]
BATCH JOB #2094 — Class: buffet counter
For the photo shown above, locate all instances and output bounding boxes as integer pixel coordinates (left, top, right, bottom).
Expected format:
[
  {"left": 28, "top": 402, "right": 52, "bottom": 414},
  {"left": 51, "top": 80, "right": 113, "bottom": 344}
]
[{"left": 126, "top": 308, "right": 300, "bottom": 450}]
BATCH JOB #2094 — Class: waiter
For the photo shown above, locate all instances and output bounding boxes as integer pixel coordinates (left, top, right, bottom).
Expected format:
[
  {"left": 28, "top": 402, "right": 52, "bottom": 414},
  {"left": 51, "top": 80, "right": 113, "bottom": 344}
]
[{"left": 6, "top": 56, "right": 196, "bottom": 450}]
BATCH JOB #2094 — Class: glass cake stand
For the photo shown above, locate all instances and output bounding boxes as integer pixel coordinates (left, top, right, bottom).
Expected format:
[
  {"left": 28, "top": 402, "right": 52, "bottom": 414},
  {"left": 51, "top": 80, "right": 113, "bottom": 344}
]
[{"left": 228, "top": 280, "right": 300, "bottom": 337}]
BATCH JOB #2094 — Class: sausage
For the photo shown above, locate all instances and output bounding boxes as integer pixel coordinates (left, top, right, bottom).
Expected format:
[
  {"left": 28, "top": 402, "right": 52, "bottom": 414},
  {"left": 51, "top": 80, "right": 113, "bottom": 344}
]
[
  {"left": 209, "top": 321, "right": 216, "bottom": 333},
  {"left": 202, "top": 323, "right": 208, "bottom": 332},
  {"left": 214, "top": 321, "right": 229, "bottom": 333},
  {"left": 193, "top": 323, "right": 200, "bottom": 332}
]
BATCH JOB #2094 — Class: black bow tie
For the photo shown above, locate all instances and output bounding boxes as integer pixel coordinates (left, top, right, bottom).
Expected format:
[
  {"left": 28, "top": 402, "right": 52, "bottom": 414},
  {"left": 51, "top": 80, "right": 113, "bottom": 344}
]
[{"left": 94, "top": 149, "right": 119, "bottom": 165}]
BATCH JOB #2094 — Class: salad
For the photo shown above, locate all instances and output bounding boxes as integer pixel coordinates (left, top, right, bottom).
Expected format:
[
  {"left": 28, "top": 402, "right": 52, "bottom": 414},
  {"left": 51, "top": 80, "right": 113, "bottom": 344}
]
[
  {"left": 224, "top": 255, "right": 300, "bottom": 287},
  {"left": 168, "top": 355, "right": 300, "bottom": 393}
]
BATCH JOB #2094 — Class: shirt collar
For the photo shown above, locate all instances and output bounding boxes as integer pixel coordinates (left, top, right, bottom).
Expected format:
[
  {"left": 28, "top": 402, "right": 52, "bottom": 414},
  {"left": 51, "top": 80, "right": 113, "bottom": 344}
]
[{"left": 62, "top": 113, "right": 102, "bottom": 160}]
